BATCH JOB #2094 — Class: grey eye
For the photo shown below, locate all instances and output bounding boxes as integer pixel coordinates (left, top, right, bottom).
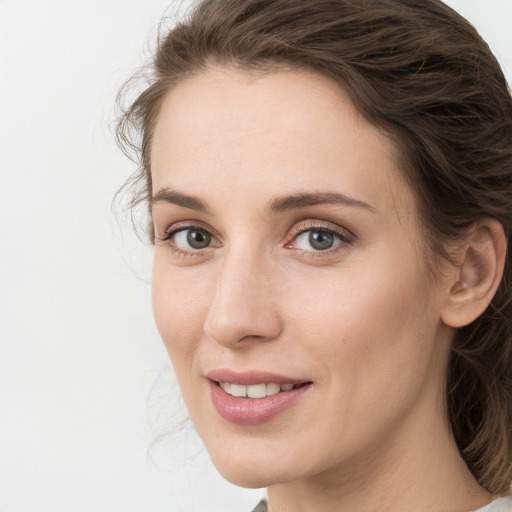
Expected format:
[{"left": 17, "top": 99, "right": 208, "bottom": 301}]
[
  {"left": 173, "top": 228, "right": 213, "bottom": 249},
  {"left": 186, "top": 229, "right": 212, "bottom": 249},
  {"left": 295, "top": 230, "right": 338, "bottom": 251},
  {"left": 308, "top": 231, "right": 335, "bottom": 250}
]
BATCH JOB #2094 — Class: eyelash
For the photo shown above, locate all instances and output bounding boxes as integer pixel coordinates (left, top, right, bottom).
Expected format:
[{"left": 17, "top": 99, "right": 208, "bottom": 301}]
[
  {"left": 157, "top": 221, "right": 220, "bottom": 259},
  {"left": 286, "top": 220, "right": 353, "bottom": 258},
  {"left": 157, "top": 220, "right": 354, "bottom": 259}
]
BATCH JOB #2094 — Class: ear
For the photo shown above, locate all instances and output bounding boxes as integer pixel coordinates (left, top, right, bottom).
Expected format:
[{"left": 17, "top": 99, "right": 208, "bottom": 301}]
[{"left": 441, "top": 219, "right": 507, "bottom": 328}]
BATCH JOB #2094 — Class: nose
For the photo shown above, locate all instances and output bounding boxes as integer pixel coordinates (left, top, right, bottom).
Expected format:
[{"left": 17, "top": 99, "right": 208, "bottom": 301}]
[{"left": 203, "top": 250, "right": 283, "bottom": 348}]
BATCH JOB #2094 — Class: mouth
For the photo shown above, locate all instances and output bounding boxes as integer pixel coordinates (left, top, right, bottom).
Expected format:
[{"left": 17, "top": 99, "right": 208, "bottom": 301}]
[
  {"left": 206, "top": 370, "right": 313, "bottom": 425},
  {"left": 216, "top": 381, "right": 306, "bottom": 398}
]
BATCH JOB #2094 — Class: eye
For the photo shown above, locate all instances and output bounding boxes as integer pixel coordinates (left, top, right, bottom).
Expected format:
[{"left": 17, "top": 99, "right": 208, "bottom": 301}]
[
  {"left": 174, "top": 227, "right": 213, "bottom": 249},
  {"left": 286, "top": 221, "right": 353, "bottom": 255},
  {"left": 158, "top": 223, "right": 221, "bottom": 256},
  {"left": 294, "top": 230, "right": 338, "bottom": 251}
]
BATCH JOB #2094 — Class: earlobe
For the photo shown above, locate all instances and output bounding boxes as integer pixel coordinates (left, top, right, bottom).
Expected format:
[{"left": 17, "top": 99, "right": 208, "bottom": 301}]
[{"left": 441, "top": 220, "right": 507, "bottom": 328}]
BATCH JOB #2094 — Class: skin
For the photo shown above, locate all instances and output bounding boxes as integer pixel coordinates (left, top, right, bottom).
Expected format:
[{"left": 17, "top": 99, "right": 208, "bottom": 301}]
[{"left": 150, "top": 68, "right": 493, "bottom": 512}]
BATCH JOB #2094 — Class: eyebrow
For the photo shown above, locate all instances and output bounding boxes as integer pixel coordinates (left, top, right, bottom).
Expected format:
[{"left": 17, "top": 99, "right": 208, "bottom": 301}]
[
  {"left": 267, "top": 192, "right": 377, "bottom": 214},
  {"left": 151, "top": 188, "right": 376, "bottom": 215},
  {"left": 151, "top": 188, "right": 210, "bottom": 213}
]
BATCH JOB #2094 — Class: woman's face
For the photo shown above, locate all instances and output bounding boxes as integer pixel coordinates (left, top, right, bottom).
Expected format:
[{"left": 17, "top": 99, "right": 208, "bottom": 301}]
[{"left": 150, "top": 68, "right": 455, "bottom": 488}]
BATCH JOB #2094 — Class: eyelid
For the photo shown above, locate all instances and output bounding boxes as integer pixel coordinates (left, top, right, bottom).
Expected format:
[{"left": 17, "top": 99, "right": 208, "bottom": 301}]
[
  {"left": 285, "top": 219, "right": 354, "bottom": 254},
  {"left": 158, "top": 220, "right": 218, "bottom": 240},
  {"left": 156, "top": 220, "right": 222, "bottom": 256},
  {"left": 288, "top": 219, "right": 354, "bottom": 242},
  {"left": 156, "top": 218, "right": 354, "bottom": 259}
]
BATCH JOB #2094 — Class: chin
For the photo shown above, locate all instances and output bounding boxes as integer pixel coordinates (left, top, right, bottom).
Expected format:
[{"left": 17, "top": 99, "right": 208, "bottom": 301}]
[
  {"left": 205, "top": 441, "right": 306, "bottom": 489},
  {"left": 219, "top": 470, "right": 275, "bottom": 489},
  {"left": 213, "top": 460, "right": 292, "bottom": 489}
]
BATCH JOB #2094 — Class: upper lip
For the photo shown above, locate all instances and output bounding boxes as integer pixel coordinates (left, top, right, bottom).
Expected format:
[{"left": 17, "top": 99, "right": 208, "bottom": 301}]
[{"left": 206, "top": 369, "right": 310, "bottom": 386}]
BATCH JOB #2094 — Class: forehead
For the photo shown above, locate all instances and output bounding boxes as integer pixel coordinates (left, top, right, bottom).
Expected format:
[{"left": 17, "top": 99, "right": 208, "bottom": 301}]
[{"left": 150, "top": 67, "right": 415, "bottom": 219}]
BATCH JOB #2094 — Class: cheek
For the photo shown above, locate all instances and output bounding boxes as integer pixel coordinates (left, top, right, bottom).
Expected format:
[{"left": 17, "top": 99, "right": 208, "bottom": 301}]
[
  {"left": 276, "top": 257, "right": 445, "bottom": 461},
  {"left": 286, "top": 248, "right": 442, "bottom": 392},
  {"left": 151, "top": 256, "right": 210, "bottom": 366}
]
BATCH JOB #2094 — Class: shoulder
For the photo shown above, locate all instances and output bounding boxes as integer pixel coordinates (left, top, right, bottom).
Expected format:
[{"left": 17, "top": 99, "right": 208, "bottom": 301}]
[
  {"left": 250, "top": 499, "right": 268, "bottom": 512},
  {"left": 475, "top": 497, "right": 512, "bottom": 512}
]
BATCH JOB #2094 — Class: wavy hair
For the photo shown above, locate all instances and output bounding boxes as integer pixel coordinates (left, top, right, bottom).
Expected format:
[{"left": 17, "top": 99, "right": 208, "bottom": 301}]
[{"left": 116, "top": 0, "right": 512, "bottom": 493}]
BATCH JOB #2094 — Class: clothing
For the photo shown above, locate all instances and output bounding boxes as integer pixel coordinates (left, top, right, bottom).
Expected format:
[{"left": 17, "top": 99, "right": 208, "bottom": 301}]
[
  {"left": 250, "top": 496, "right": 512, "bottom": 512},
  {"left": 250, "top": 500, "right": 268, "bottom": 512},
  {"left": 477, "top": 497, "right": 512, "bottom": 512}
]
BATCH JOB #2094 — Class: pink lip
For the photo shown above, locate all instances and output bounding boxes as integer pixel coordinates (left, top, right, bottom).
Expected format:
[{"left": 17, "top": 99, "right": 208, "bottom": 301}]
[
  {"left": 206, "top": 369, "right": 312, "bottom": 426},
  {"left": 206, "top": 369, "right": 308, "bottom": 386}
]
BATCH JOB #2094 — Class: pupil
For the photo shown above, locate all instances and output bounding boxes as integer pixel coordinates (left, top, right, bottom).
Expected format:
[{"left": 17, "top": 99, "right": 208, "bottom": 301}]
[
  {"left": 187, "top": 229, "right": 211, "bottom": 249},
  {"left": 309, "top": 231, "right": 334, "bottom": 250}
]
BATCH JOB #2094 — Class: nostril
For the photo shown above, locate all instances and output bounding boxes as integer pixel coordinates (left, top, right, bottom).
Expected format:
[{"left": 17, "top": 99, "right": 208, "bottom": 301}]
[
  {"left": 202, "top": 259, "right": 283, "bottom": 347},
  {"left": 204, "top": 304, "right": 282, "bottom": 348}
]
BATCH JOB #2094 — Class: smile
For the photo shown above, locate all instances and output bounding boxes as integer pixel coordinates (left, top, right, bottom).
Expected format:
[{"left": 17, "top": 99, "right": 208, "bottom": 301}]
[
  {"left": 206, "top": 371, "right": 313, "bottom": 425},
  {"left": 218, "top": 382, "right": 297, "bottom": 398}
]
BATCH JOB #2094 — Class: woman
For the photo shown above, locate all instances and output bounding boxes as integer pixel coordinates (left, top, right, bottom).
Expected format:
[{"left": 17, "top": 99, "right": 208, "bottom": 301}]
[{"left": 117, "top": 0, "right": 512, "bottom": 510}]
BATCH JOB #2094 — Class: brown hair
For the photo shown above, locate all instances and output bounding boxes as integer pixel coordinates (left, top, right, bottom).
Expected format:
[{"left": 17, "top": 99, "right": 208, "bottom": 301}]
[{"left": 116, "top": 0, "right": 512, "bottom": 493}]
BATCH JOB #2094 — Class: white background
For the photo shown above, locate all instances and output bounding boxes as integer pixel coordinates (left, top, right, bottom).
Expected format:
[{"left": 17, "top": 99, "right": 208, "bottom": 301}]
[{"left": 1, "top": 1, "right": 511, "bottom": 511}]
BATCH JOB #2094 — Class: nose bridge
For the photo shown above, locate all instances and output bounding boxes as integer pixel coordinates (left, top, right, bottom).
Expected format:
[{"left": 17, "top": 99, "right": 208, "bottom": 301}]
[{"left": 204, "top": 245, "right": 282, "bottom": 347}]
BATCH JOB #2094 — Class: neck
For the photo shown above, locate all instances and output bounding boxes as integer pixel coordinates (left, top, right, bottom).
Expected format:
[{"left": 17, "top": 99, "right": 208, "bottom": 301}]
[{"left": 266, "top": 399, "right": 492, "bottom": 512}]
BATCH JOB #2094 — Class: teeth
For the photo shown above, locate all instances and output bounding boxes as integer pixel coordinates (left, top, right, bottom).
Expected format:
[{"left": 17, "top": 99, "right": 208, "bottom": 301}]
[
  {"left": 230, "top": 384, "right": 247, "bottom": 397},
  {"left": 266, "top": 383, "right": 281, "bottom": 396},
  {"left": 247, "top": 383, "right": 266, "bottom": 398},
  {"left": 219, "top": 382, "right": 296, "bottom": 398}
]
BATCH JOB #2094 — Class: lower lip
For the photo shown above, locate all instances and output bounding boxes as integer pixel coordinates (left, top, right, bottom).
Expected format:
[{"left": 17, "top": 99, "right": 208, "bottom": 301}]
[{"left": 208, "top": 380, "right": 312, "bottom": 425}]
